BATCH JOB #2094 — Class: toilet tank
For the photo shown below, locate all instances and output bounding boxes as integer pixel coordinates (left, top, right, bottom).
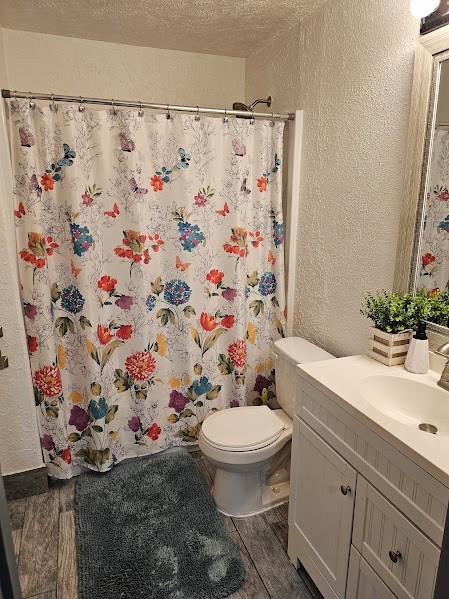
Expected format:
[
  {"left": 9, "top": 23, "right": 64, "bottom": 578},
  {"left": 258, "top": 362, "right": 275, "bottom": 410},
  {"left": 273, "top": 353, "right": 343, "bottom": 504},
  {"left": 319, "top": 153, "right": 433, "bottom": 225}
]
[{"left": 273, "top": 337, "right": 335, "bottom": 418}]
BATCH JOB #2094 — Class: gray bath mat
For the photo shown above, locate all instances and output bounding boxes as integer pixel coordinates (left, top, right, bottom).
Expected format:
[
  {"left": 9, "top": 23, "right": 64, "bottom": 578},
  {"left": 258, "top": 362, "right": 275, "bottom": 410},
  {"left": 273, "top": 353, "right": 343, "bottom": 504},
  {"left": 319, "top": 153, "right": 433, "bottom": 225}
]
[{"left": 74, "top": 448, "right": 245, "bottom": 599}]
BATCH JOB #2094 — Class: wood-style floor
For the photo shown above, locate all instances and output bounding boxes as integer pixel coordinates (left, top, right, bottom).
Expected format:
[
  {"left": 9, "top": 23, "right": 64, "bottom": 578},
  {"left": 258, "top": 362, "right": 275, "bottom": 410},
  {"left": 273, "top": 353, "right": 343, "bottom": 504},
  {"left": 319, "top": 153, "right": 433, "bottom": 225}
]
[{"left": 7, "top": 452, "right": 322, "bottom": 599}]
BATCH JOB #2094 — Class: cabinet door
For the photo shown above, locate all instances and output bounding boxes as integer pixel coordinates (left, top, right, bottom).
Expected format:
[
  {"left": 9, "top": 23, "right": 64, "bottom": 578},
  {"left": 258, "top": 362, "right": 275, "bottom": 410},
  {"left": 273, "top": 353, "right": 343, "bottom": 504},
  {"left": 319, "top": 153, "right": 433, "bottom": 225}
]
[
  {"left": 353, "top": 478, "right": 440, "bottom": 599},
  {"left": 347, "top": 546, "right": 396, "bottom": 599},
  {"left": 290, "top": 418, "right": 357, "bottom": 598}
]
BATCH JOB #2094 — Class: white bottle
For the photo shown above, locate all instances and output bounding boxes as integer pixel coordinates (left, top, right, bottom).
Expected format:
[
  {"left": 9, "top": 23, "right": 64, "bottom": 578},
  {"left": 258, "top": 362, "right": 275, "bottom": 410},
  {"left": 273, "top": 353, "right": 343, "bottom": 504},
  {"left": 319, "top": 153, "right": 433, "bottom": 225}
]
[{"left": 404, "top": 320, "right": 429, "bottom": 374}]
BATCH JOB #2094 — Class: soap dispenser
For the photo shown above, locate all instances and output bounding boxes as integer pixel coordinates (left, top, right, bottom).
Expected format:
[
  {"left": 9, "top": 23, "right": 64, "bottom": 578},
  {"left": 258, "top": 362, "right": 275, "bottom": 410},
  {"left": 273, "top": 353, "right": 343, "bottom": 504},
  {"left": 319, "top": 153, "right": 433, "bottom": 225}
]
[{"left": 404, "top": 320, "right": 429, "bottom": 374}]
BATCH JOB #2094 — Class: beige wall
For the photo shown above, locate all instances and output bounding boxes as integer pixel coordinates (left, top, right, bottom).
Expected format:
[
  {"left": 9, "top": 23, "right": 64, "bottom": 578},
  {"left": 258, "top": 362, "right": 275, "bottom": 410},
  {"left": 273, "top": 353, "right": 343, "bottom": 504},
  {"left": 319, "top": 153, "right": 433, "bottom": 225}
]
[
  {"left": 0, "top": 27, "right": 44, "bottom": 476},
  {"left": 2, "top": 29, "right": 245, "bottom": 106},
  {"left": 246, "top": 0, "right": 420, "bottom": 357}
]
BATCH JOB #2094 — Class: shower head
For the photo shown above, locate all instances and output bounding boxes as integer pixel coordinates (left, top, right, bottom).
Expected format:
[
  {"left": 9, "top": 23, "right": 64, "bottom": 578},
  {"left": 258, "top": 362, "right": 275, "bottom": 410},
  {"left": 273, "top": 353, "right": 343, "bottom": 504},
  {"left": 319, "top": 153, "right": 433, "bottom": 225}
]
[{"left": 232, "top": 96, "right": 272, "bottom": 116}]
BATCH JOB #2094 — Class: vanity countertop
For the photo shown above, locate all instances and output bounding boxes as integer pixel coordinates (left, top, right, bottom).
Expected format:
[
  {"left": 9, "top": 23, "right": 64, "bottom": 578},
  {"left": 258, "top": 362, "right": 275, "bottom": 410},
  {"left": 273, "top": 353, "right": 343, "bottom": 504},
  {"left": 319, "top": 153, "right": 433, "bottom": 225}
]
[{"left": 297, "top": 354, "right": 449, "bottom": 488}]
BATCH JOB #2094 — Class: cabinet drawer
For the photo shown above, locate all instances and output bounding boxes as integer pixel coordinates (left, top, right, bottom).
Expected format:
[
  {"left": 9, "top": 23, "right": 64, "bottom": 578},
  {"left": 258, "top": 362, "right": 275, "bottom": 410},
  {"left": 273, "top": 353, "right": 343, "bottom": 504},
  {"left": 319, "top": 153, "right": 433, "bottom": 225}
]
[
  {"left": 347, "top": 546, "right": 395, "bottom": 599},
  {"left": 297, "top": 378, "right": 448, "bottom": 546},
  {"left": 353, "top": 478, "right": 440, "bottom": 599}
]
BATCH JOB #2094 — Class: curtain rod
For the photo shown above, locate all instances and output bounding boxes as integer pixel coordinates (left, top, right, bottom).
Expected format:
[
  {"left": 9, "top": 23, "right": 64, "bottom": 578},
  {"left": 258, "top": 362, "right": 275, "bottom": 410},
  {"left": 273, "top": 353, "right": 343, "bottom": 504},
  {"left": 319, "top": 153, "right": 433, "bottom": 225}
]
[{"left": 1, "top": 89, "right": 295, "bottom": 121}]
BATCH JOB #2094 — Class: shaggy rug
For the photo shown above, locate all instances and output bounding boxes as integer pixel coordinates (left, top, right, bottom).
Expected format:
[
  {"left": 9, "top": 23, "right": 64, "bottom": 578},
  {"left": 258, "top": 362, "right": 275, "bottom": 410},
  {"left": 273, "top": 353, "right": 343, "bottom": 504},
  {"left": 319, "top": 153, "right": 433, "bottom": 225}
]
[{"left": 75, "top": 448, "right": 244, "bottom": 599}]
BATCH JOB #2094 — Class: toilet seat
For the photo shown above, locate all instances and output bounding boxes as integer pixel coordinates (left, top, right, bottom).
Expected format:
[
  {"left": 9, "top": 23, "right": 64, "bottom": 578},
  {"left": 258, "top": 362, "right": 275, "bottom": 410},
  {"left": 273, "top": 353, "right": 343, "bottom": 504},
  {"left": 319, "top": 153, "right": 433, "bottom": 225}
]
[{"left": 201, "top": 405, "right": 286, "bottom": 452}]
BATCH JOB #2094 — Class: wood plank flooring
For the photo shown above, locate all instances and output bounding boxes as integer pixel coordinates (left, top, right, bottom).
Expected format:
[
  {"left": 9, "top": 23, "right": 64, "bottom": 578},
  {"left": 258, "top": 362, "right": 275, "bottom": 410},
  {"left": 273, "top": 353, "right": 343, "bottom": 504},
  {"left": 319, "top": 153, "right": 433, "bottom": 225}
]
[{"left": 7, "top": 452, "right": 322, "bottom": 599}]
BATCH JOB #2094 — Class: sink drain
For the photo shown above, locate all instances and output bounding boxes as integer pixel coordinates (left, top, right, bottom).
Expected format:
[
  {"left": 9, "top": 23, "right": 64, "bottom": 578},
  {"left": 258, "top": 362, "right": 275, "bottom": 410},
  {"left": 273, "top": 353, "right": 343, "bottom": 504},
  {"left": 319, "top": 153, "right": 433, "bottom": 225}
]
[{"left": 419, "top": 423, "right": 438, "bottom": 434}]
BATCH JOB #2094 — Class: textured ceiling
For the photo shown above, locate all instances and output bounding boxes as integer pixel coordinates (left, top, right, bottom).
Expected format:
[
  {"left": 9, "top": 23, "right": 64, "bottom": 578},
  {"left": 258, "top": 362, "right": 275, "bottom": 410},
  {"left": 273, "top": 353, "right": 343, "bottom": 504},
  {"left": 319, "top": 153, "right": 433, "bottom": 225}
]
[{"left": 0, "top": 0, "right": 329, "bottom": 58}]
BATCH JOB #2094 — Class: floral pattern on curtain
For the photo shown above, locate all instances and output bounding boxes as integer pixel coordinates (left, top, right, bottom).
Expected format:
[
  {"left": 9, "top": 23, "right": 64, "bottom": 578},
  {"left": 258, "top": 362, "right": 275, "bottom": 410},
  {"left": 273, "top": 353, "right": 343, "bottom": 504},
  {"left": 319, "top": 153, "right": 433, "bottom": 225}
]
[
  {"left": 10, "top": 101, "right": 286, "bottom": 478},
  {"left": 418, "top": 128, "right": 449, "bottom": 291}
]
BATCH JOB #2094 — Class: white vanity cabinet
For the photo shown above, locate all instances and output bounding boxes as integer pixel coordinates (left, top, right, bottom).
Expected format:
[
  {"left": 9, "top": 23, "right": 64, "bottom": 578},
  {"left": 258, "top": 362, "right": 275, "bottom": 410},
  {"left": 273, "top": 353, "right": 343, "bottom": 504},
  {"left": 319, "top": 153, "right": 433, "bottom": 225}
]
[{"left": 288, "top": 376, "right": 449, "bottom": 599}]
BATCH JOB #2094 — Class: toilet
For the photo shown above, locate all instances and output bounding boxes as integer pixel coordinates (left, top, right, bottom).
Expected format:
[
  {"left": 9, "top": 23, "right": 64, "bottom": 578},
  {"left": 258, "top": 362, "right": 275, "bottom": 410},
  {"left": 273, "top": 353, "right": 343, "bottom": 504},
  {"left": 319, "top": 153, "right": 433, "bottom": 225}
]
[{"left": 199, "top": 337, "right": 335, "bottom": 517}]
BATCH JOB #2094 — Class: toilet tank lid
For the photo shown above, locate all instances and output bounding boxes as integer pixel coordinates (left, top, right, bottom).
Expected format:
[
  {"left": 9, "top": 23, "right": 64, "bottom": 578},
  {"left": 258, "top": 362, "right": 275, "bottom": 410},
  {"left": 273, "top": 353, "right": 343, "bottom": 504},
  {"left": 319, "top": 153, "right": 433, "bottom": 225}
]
[{"left": 274, "top": 337, "right": 335, "bottom": 366}]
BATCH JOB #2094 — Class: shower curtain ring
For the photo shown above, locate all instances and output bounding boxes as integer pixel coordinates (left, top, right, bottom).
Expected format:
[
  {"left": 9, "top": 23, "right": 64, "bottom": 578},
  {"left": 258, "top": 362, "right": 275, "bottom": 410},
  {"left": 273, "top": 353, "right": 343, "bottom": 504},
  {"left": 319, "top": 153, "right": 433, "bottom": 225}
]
[
  {"left": 28, "top": 92, "right": 35, "bottom": 110},
  {"left": 50, "top": 94, "right": 58, "bottom": 112},
  {"left": 12, "top": 90, "right": 18, "bottom": 109},
  {"left": 166, "top": 104, "right": 171, "bottom": 120},
  {"left": 270, "top": 112, "right": 275, "bottom": 127},
  {"left": 111, "top": 99, "right": 117, "bottom": 115},
  {"left": 195, "top": 106, "right": 200, "bottom": 121},
  {"left": 78, "top": 96, "right": 85, "bottom": 112},
  {"left": 250, "top": 111, "right": 255, "bottom": 125},
  {"left": 223, "top": 108, "right": 228, "bottom": 124},
  {"left": 138, "top": 101, "right": 144, "bottom": 117}
]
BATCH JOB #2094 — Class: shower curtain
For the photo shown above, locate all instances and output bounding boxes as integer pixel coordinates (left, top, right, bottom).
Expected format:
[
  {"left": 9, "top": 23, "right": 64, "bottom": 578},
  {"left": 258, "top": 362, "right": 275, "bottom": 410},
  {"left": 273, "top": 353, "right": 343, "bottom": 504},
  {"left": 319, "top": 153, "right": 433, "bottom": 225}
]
[
  {"left": 9, "top": 101, "right": 286, "bottom": 478},
  {"left": 418, "top": 128, "right": 449, "bottom": 291}
]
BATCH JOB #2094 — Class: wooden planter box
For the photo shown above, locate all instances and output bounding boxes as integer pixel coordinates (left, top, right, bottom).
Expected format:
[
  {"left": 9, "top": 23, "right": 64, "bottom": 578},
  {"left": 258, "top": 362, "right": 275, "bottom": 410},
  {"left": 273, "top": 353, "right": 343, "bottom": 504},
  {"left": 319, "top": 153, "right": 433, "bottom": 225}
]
[{"left": 367, "top": 327, "right": 412, "bottom": 366}]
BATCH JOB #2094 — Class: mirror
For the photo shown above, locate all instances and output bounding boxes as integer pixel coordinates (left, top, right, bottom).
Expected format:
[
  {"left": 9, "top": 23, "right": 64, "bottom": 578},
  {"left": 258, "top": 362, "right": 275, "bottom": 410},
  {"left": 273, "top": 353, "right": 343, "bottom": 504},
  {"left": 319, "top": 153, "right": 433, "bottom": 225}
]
[
  {"left": 410, "top": 51, "right": 449, "bottom": 330},
  {"left": 416, "top": 59, "right": 449, "bottom": 293}
]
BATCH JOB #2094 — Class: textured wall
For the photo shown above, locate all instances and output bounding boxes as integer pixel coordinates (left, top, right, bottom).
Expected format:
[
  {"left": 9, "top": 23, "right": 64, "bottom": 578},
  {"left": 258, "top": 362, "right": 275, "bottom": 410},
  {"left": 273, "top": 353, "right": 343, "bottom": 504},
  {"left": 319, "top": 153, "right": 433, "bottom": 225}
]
[
  {"left": 0, "top": 28, "right": 43, "bottom": 475},
  {"left": 246, "top": 0, "right": 420, "bottom": 357},
  {"left": 2, "top": 29, "right": 245, "bottom": 106}
]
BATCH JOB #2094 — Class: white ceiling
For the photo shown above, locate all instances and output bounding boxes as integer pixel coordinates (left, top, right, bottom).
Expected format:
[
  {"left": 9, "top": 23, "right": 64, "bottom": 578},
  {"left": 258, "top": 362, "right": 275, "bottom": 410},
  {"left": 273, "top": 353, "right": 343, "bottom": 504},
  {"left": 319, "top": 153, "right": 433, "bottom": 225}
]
[{"left": 0, "top": 0, "right": 328, "bottom": 58}]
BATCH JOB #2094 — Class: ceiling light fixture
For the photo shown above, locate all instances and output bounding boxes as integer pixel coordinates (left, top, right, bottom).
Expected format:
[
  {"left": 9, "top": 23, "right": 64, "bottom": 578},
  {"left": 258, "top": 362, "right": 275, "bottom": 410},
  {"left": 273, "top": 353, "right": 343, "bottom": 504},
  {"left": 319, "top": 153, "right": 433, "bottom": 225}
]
[{"left": 410, "top": 0, "right": 440, "bottom": 18}]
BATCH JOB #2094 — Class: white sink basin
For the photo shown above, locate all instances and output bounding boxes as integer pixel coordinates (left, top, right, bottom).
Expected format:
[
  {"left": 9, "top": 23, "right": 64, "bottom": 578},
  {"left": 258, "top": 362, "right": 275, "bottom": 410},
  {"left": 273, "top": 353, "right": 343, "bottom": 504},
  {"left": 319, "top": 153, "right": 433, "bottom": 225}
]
[{"left": 359, "top": 375, "right": 449, "bottom": 437}]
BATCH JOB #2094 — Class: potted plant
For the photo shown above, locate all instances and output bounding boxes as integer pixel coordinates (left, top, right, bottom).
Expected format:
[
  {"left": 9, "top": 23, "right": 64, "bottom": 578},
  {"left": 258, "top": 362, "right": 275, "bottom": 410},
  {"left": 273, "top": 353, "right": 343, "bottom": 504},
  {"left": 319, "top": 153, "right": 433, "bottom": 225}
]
[
  {"left": 361, "top": 291, "right": 416, "bottom": 366},
  {"left": 361, "top": 289, "right": 449, "bottom": 365}
]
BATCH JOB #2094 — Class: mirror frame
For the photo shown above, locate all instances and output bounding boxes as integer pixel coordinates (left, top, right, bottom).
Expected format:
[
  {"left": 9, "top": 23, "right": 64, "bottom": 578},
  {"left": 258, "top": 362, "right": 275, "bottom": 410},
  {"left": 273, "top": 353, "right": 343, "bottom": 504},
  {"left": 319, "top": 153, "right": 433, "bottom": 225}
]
[{"left": 395, "top": 23, "right": 449, "bottom": 346}]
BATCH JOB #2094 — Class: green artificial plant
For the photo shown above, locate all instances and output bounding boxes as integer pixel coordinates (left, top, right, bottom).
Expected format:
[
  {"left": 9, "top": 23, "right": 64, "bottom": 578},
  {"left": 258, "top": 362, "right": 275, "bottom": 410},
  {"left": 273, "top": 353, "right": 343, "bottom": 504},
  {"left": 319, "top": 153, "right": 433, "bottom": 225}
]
[
  {"left": 361, "top": 289, "right": 449, "bottom": 333},
  {"left": 360, "top": 291, "right": 416, "bottom": 334}
]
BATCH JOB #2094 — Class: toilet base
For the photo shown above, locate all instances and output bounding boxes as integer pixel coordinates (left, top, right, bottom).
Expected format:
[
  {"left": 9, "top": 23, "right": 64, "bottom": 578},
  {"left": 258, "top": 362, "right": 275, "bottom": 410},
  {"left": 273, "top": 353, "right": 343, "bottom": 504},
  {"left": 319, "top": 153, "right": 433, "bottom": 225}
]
[
  {"left": 215, "top": 481, "right": 290, "bottom": 518},
  {"left": 209, "top": 457, "right": 291, "bottom": 518}
]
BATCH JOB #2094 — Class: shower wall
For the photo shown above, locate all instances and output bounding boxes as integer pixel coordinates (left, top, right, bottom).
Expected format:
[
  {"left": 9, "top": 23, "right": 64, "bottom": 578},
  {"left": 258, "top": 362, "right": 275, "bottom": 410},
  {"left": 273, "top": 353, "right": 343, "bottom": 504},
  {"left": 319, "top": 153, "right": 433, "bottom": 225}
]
[
  {"left": 1, "top": 29, "right": 245, "bottom": 107},
  {"left": 0, "top": 27, "right": 246, "bottom": 477},
  {"left": 0, "top": 27, "right": 43, "bottom": 477}
]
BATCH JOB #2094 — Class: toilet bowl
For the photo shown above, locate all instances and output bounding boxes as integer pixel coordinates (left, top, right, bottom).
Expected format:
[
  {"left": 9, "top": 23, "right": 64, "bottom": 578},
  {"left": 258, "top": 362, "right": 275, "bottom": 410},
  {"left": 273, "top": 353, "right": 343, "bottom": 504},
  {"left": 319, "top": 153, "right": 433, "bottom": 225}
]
[
  {"left": 199, "top": 407, "right": 293, "bottom": 517},
  {"left": 199, "top": 337, "right": 335, "bottom": 517}
]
